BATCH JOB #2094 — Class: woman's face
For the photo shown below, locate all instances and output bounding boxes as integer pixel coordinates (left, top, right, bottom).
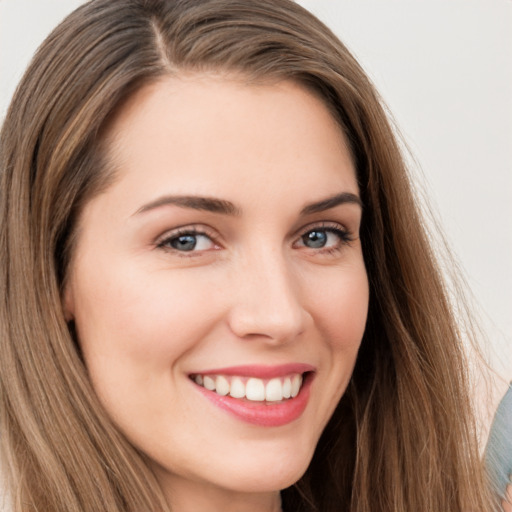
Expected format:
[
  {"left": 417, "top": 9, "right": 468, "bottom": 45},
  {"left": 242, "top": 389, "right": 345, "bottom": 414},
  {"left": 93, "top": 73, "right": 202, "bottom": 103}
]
[{"left": 64, "top": 76, "right": 369, "bottom": 506}]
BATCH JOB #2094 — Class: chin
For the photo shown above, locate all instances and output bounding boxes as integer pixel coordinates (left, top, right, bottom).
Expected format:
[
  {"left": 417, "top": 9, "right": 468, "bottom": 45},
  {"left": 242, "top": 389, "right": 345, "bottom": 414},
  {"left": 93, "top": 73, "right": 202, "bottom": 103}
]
[{"left": 210, "top": 439, "right": 316, "bottom": 494}]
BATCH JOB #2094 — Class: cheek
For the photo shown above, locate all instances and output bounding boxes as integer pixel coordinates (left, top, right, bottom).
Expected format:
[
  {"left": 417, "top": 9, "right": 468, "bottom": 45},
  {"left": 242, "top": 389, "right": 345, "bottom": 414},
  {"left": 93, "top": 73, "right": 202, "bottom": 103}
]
[
  {"left": 69, "top": 259, "right": 220, "bottom": 379},
  {"left": 309, "top": 262, "right": 369, "bottom": 352},
  {"left": 299, "top": 260, "right": 368, "bottom": 431},
  {"left": 68, "top": 260, "right": 224, "bottom": 434}
]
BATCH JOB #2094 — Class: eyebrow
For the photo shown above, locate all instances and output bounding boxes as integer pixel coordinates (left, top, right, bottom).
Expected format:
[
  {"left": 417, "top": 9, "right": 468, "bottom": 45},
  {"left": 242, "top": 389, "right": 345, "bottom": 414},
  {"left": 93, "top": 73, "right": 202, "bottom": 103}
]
[
  {"left": 133, "top": 191, "right": 362, "bottom": 217},
  {"left": 300, "top": 192, "right": 363, "bottom": 215},
  {"left": 134, "top": 195, "right": 241, "bottom": 216}
]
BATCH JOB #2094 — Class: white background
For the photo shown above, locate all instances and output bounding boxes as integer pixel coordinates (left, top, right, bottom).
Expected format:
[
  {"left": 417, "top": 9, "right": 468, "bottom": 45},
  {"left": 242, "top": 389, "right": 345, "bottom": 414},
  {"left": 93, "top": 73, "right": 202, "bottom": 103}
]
[{"left": 0, "top": 3, "right": 511, "bottom": 498}]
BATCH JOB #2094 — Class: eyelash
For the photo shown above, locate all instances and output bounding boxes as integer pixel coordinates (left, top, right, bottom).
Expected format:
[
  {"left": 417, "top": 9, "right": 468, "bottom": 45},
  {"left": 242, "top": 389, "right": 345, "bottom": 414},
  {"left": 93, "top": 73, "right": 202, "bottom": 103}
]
[
  {"left": 155, "top": 222, "right": 354, "bottom": 257},
  {"left": 295, "top": 222, "right": 354, "bottom": 255},
  {"left": 156, "top": 225, "right": 219, "bottom": 256}
]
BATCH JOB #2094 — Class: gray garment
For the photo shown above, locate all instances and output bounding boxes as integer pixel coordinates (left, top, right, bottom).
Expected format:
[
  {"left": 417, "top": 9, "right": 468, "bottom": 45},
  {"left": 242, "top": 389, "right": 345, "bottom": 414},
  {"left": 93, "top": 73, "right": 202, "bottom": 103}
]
[{"left": 485, "top": 383, "right": 512, "bottom": 499}]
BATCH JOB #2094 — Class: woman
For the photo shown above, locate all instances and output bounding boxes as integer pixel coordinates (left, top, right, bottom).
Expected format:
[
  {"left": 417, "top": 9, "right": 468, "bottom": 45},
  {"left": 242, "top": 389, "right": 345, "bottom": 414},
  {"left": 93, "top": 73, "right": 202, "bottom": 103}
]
[{"left": 0, "top": 0, "right": 492, "bottom": 510}]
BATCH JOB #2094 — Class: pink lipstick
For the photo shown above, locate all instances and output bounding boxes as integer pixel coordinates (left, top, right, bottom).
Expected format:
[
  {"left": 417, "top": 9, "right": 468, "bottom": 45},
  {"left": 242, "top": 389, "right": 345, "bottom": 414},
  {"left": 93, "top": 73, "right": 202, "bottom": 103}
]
[{"left": 190, "top": 364, "right": 315, "bottom": 427}]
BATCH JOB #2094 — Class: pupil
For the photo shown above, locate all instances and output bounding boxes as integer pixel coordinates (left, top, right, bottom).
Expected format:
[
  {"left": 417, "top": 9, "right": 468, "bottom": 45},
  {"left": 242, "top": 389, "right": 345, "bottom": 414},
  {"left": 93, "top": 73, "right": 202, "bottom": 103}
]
[
  {"left": 171, "top": 235, "right": 197, "bottom": 251},
  {"left": 304, "top": 230, "right": 327, "bottom": 248}
]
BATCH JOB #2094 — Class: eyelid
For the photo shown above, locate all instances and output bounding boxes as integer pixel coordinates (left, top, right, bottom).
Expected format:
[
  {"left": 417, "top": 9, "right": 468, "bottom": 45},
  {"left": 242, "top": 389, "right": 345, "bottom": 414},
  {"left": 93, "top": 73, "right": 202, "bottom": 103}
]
[
  {"left": 295, "top": 221, "right": 352, "bottom": 239},
  {"left": 154, "top": 224, "right": 222, "bottom": 251},
  {"left": 292, "top": 221, "right": 355, "bottom": 252}
]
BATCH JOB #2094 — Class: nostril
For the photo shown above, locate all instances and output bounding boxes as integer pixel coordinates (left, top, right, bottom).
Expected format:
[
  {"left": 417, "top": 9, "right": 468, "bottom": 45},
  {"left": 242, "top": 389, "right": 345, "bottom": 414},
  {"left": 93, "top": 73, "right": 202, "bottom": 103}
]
[{"left": 227, "top": 300, "right": 308, "bottom": 343}]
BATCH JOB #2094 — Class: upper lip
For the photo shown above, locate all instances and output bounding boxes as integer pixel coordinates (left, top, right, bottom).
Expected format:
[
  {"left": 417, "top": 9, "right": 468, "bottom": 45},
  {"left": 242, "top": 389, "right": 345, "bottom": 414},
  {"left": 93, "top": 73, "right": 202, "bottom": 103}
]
[{"left": 190, "top": 363, "right": 315, "bottom": 379}]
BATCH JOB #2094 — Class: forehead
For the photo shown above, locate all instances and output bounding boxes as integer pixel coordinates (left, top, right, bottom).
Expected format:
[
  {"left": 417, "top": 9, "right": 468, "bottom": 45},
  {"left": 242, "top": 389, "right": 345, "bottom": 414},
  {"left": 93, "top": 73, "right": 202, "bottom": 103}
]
[{"left": 97, "top": 75, "right": 358, "bottom": 214}]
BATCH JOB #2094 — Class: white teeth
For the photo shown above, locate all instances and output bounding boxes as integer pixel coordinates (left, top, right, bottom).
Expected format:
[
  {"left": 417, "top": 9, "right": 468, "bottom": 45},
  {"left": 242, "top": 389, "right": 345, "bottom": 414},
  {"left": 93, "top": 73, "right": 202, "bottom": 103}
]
[
  {"left": 215, "top": 375, "right": 230, "bottom": 396},
  {"left": 246, "top": 378, "right": 266, "bottom": 401},
  {"left": 282, "top": 377, "right": 292, "bottom": 399},
  {"left": 230, "top": 377, "right": 245, "bottom": 399},
  {"left": 203, "top": 375, "right": 215, "bottom": 391},
  {"left": 193, "top": 372, "right": 307, "bottom": 402},
  {"left": 291, "top": 375, "right": 302, "bottom": 398},
  {"left": 265, "top": 378, "right": 283, "bottom": 401}
]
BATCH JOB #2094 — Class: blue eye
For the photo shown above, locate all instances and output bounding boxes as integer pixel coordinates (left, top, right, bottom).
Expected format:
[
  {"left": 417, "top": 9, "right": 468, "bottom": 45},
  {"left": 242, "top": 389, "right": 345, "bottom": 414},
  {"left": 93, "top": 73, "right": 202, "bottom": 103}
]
[
  {"left": 298, "top": 226, "right": 351, "bottom": 250},
  {"left": 160, "top": 231, "right": 216, "bottom": 252},
  {"left": 302, "top": 230, "right": 328, "bottom": 248},
  {"left": 170, "top": 234, "right": 198, "bottom": 251}
]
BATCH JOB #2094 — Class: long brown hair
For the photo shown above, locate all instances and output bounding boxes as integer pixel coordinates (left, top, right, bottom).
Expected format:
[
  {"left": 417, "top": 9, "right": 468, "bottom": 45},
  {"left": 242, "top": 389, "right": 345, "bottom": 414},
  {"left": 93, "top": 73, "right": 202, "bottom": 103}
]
[{"left": 0, "top": 0, "right": 491, "bottom": 510}]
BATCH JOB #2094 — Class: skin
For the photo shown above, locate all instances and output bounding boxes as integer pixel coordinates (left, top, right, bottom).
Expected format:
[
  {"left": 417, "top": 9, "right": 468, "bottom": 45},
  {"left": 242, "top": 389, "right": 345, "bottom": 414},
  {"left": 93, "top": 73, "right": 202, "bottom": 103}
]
[
  {"left": 504, "top": 479, "right": 512, "bottom": 512},
  {"left": 64, "top": 76, "right": 369, "bottom": 512}
]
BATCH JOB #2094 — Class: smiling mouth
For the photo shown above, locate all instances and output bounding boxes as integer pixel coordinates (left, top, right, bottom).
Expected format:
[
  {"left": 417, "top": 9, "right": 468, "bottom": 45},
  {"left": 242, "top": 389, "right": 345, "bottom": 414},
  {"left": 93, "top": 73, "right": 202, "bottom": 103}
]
[
  {"left": 190, "top": 373, "right": 305, "bottom": 403},
  {"left": 189, "top": 366, "right": 315, "bottom": 426}
]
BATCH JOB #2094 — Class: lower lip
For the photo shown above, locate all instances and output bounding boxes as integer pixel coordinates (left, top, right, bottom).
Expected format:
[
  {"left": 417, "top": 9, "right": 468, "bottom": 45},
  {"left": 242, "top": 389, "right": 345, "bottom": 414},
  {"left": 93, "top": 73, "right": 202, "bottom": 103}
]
[{"left": 194, "top": 373, "right": 313, "bottom": 427}]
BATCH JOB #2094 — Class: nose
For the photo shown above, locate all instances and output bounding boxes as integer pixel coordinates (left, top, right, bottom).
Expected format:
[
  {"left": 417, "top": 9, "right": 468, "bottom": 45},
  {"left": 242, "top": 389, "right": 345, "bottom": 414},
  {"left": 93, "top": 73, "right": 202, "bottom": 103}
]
[{"left": 226, "top": 249, "right": 310, "bottom": 344}]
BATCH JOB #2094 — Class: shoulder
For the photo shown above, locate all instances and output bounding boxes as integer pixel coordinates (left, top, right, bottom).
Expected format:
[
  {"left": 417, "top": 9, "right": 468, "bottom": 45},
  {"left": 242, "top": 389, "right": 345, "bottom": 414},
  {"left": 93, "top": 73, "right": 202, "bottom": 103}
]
[{"left": 486, "top": 383, "right": 512, "bottom": 498}]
